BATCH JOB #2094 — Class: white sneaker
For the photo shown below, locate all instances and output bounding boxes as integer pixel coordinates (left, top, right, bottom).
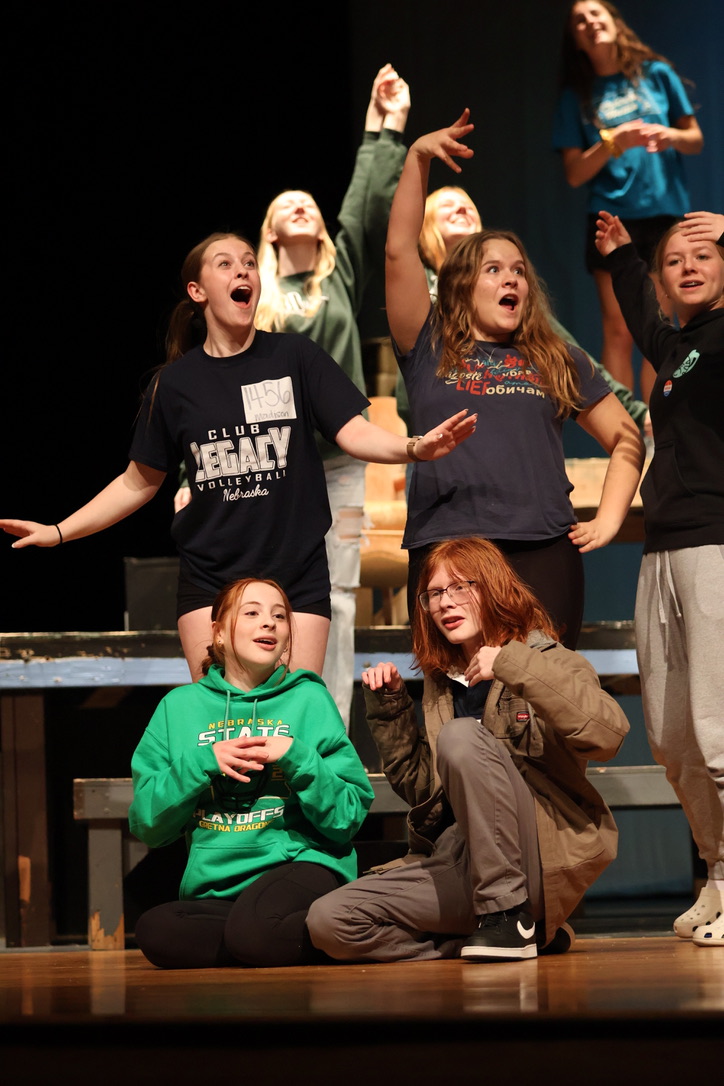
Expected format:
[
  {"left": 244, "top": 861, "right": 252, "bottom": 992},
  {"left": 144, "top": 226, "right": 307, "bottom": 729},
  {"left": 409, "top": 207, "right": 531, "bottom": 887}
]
[
  {"left": 692, "top": 910, "right": 724, "bottom": 947},
  {"left": 673, "top": 886, "right": 724, "bottom": 939}
]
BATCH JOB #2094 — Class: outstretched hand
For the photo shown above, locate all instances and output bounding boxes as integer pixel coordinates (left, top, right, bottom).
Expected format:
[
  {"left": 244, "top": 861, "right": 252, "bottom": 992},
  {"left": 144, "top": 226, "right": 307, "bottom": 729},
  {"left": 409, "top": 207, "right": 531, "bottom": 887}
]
[
  {"left": 0, "top": 519, "right": 61, "bottom": 549},
  {"left": 413, "top": 409, "right": 477, "bottom": 462},
  {"left": 594, "top": 210, "right": 632, "bottom": 257},
  {"left": 411, "top": 109, "right": 475, "bottom": 174},
  {"left": 678, "top": 211, "right": 724, "bottom": 245}
]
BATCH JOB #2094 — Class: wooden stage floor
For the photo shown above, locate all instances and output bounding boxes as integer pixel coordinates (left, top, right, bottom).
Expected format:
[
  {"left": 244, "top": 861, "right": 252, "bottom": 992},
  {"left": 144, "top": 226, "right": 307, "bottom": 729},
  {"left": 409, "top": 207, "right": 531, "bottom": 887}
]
[{"left": 2, "top": 931, "right": 722, "bottom": 1085}]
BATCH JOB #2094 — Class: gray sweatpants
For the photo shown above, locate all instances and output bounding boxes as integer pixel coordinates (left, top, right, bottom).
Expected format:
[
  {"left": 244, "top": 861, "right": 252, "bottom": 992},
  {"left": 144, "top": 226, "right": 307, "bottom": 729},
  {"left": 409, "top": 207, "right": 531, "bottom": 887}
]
[
  {"left": 635, "top": 545, "right": 724, "bottom": 879},
  {"left": 307, "top": 717, "right": 542, "bottom": 962}
]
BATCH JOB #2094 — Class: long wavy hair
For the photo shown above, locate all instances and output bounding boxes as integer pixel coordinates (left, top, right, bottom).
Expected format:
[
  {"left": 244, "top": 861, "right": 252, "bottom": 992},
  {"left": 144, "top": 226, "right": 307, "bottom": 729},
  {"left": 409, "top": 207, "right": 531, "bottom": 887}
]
[
  {"left": 412, "top": 538, "right": 559, "bottom": 679},
  {"left": 419, "top": 187, "right": 483, "bottom": 275},
  {"left": 432, "top": 229, "right": 588, "bottom": 416},
  {"left": 558, "top": 1, "right": 675, "bottom": 122},
  {"left": 202, "top": 578, "right": 293, "bottom": 681},
  {"left": 255, "top": 192, "right": 337, "bottom": 331}
]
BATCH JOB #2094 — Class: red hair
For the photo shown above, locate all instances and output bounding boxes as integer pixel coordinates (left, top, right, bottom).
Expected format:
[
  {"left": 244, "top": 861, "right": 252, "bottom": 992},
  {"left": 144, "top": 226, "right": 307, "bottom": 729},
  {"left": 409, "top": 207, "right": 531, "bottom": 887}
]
[{"left": 412, "top": 538, "right": 559, "bottom": 679}]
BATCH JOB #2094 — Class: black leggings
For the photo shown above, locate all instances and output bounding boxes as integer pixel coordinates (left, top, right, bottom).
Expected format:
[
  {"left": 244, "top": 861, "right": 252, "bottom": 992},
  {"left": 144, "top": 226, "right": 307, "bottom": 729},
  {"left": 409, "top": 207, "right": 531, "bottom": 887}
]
[
  {"left": 407, "top": 533, "right": 584, "bottom": 650},
  {"left": 134, "top": 861, "right": 345, "bottom": 969}
]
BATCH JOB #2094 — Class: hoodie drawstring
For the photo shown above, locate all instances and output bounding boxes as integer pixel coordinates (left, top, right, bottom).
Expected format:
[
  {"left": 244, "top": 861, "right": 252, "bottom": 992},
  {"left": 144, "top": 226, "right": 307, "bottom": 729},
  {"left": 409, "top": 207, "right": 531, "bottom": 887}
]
[{"left": 655, "top": 551, "right": 682, "bottom": 656}]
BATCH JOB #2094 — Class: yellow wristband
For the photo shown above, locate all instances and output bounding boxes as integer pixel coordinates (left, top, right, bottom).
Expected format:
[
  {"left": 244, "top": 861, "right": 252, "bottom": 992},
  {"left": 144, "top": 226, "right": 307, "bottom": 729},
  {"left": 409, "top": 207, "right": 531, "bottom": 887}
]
[{"left": 599, "top": 128, "right": 622, "bottom": 158}]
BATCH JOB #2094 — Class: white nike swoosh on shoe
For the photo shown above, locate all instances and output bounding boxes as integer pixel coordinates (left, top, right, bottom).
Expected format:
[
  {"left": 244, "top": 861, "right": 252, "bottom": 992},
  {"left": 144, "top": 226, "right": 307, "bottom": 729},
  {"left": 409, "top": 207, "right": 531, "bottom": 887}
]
[{"left": 517, "top": 920, "right": 536, "bottom": 939}]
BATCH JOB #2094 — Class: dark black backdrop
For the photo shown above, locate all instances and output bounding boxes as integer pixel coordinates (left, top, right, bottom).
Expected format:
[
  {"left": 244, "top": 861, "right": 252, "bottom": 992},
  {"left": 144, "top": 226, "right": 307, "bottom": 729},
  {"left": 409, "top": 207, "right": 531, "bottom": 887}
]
[{"left": 4, "top": 1, "right": 721, "bottom": 633}]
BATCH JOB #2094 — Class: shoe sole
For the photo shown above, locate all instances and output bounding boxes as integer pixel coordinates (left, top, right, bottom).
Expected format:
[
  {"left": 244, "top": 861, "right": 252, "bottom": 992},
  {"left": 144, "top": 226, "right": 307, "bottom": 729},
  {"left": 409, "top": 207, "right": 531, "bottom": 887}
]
[{"left": 461, "top": 945, "right": 538, "bottom": 961}]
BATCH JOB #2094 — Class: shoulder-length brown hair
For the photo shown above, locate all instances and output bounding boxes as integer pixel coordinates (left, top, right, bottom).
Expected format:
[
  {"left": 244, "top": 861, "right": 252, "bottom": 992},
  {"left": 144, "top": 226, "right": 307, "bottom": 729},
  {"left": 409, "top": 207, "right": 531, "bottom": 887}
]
[
  {"left": 201, "top": 577, "right": 293, "bottom": 680},
  {"left": 412, "top": 538, "right": 559, "bottom": 680},
  {"left": 558, "top": 1, "right": 676, "bottom": 121},
  {"left": 432, "top": 230, "right": 589, "bottom": 416}
]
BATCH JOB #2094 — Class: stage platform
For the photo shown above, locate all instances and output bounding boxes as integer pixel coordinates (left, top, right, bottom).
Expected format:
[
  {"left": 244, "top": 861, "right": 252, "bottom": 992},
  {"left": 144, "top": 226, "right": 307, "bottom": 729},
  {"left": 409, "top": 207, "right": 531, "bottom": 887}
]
[{"left": 1, "top": 924, "right": 722, "bottom": 1085}]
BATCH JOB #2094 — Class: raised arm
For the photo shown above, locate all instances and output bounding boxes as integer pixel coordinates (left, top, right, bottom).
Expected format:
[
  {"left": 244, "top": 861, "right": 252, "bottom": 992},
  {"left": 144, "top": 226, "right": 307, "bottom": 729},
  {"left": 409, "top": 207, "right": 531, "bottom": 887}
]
[
  {"left": 0, "top": 460, "right": 166, "bottom": 549},
  {"left": 385, "top": 110, "right": 474, "bottom": 354}
]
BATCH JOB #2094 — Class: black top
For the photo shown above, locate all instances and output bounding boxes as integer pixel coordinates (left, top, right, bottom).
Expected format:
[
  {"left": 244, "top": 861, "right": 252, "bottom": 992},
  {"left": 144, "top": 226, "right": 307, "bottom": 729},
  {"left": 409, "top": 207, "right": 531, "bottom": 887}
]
[
  {"left": 606, "top": 244, "right": 724, "bottom": 553},
  {"left": 129, "top": 330, "right": 369, "bottom": 603}
]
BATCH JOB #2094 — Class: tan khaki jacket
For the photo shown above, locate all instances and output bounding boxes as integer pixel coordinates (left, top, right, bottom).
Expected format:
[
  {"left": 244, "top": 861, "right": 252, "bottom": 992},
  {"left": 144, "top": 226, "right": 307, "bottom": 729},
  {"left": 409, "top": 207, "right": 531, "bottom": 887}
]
[{"left": 363, "top": 633, "right": 630, "bottom": 944}]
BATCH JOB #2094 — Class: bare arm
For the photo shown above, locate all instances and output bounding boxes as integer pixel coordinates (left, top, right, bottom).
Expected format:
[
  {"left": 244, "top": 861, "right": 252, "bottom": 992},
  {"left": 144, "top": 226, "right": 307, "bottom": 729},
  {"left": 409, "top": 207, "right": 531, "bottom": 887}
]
[
  {"left": 0, "top": 461, "right": 167, "bottom": 549},
  {"left": 568, "top": 393, "right": 644, "bottom": 553},
  {"left": 385, "top": 110, "right": 474, "bottom": 354},
  {"left": 335, "top": 408, "right": 476, "bottom": 465}
]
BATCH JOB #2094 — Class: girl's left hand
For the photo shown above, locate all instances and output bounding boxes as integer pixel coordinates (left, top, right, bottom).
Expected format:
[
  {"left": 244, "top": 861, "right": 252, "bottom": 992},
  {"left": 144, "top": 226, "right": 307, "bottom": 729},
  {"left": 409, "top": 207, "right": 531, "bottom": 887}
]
[
  {"left": 259, "top": 735, "right": 294, "bottom": 762},
  {"left": 464, "top": 645, "right": 501, "bottom": 685},
  {"left": 678, "top": 211, "right": 724, "bottom": 244},
  {"left": 413, "top": 409, "right": 477, "bottom": 461},
  {"left": 638, "top": 124, "right": 673, "bottom": 152}
]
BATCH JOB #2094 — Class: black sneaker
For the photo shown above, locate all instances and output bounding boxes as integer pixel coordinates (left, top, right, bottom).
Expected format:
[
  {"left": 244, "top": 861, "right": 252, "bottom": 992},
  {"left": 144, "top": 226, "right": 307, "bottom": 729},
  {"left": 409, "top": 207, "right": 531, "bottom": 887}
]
[{"left": 461, "top": 902, "right": 538, "bottom": 961}]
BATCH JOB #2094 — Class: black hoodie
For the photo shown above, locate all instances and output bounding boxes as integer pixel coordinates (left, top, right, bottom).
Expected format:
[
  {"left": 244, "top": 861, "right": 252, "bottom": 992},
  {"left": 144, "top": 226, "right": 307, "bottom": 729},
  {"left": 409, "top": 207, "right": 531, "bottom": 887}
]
[{"left": 606, "top": 243, "right": 724, "bottom": 553}]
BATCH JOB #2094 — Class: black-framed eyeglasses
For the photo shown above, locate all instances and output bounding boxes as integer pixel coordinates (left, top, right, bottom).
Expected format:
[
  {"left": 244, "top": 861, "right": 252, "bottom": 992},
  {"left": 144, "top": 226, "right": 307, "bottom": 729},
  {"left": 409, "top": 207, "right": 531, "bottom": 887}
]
[{"left": 418, "top": 580, "right": 477, "bottom": 612}]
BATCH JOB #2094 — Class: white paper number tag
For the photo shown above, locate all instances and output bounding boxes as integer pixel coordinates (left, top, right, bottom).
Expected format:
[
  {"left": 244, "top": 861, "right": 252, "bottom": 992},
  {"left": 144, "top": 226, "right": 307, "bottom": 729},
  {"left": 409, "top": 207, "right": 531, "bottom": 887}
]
[{"left": 241, "top": 377, "right": 297, "bottom": 424}]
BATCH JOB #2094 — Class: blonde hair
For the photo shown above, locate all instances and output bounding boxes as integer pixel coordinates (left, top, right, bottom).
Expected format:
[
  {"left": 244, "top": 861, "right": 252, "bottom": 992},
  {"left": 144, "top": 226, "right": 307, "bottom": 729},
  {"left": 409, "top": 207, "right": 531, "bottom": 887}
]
[
  {"left": 413, "top": 538, "right": 559, "bottom": 679},
  {"left": 202, "top": 578, "right": 293, "bottom": 681},
  {"left": 419, "top": 187, "right": 482, "bottom": 274},
  {"left": 432, "top": 230, "right": 589, "bottom": 416},
  {"left": 255, "top": 191, "right": 337, "bottom": 331}
]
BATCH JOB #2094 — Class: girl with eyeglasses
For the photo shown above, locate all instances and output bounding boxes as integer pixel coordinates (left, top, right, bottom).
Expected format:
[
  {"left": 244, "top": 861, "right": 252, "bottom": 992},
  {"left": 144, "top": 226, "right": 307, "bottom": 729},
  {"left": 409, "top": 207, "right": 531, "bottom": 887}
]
[{"left": 307, "top": 536, "right": 629, "bottom": 962}]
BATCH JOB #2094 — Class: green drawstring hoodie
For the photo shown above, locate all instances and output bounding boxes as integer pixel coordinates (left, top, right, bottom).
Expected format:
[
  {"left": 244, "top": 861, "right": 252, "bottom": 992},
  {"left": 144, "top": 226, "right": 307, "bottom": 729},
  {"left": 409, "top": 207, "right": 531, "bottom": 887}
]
[{"left": 129, "top": 664, "right": 375, "bottom": 900}]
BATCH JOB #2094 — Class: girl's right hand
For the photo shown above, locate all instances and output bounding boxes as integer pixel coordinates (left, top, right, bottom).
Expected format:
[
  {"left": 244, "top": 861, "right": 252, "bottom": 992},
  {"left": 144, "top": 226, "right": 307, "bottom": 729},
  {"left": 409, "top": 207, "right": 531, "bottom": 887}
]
[
  {"left": 0, "top": 520, "right": 60, "bottom": 548},
  {"left": 594, "top": 210, "right": 632, "bottom": 256},
  {"left": 411, "top": 109, "right": 475, "bottom": 174},
  {"left": 362, "top": 662, "right": 402, "bottom": 693}
]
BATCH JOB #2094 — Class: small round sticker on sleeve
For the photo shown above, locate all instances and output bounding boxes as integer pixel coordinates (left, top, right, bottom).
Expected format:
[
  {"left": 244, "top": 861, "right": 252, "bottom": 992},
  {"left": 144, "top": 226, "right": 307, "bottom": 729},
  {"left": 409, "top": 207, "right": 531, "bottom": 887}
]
[{"left": 663, "top": 379, "right": 673, "bottom": 397}]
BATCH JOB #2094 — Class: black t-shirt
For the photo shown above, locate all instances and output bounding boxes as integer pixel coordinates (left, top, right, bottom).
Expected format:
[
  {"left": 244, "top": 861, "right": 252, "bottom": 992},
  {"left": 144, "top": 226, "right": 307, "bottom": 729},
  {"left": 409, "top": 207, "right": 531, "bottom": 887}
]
[{"left": 129, "top": 331, "right": 369, "bottom": 604}]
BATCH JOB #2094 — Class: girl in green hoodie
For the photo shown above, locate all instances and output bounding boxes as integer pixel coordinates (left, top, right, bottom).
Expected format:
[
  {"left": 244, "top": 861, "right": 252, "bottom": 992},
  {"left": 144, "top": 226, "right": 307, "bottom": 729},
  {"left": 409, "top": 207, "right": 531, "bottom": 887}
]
[{"left": 129, "top": 577, "right": 374, "bottom": 969}]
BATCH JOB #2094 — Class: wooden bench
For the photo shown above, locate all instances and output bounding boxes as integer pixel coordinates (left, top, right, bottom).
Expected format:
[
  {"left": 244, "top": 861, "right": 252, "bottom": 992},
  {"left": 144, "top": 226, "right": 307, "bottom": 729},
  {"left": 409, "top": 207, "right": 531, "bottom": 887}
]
[{"left": 74, "top": 766, "right": 678, "bottom": 950}]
